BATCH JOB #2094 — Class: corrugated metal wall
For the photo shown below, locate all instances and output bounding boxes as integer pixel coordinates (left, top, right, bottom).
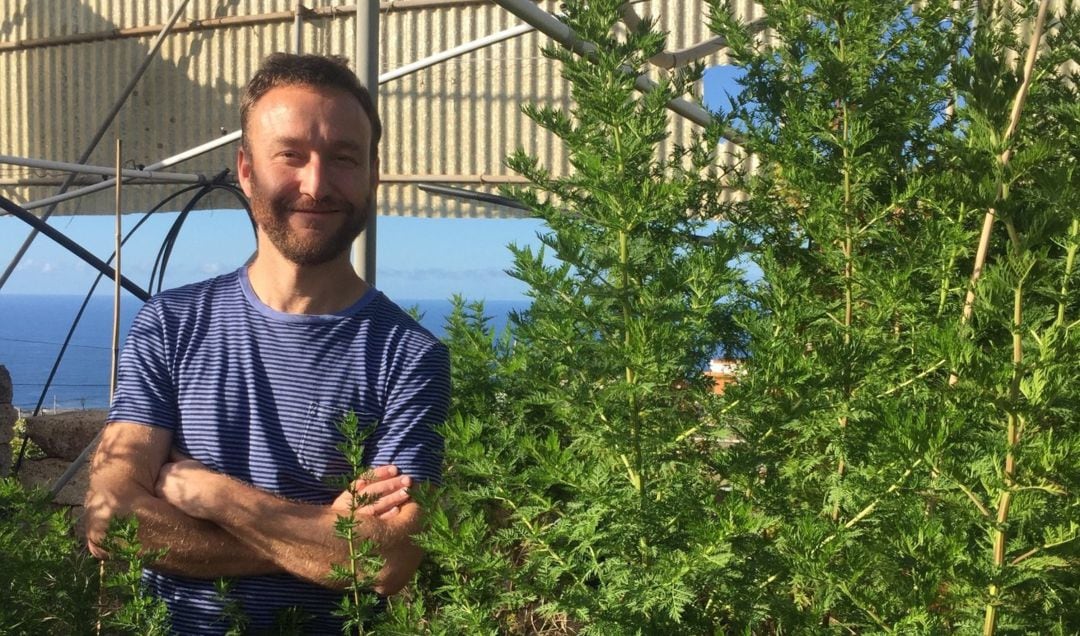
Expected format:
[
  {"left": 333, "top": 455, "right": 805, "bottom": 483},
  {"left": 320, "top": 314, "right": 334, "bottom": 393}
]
[{"left": 0, "top": 0, "right": 757, "bottom": 218}]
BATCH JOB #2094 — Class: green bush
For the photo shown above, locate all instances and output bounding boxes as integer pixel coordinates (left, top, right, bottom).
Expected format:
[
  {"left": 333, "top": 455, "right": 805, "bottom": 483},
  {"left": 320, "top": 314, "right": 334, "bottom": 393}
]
[
  {"left": 0, "top": 478, "right": 99, "bottom": 634},
  {"left": 386, "top": 0, "right": 1080, "bottom": 633}
]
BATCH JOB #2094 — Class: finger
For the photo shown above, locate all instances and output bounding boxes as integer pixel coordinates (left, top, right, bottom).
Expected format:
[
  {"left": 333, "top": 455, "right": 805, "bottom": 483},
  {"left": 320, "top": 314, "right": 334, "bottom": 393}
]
[
  {"left": 363, "top": 465, "right": 399, "bottom": 481},
  {"left": 351, "top": 465, "right": 399, "bottom": 489},
  {"left": 355, "top": 476, "right": 411, "bottom": 504},
  {"left": 379, "top": 506, "right": 400, "bottom": 520},
  {"left": 361, "top": 487, "right": 410, "bottom": 516}
]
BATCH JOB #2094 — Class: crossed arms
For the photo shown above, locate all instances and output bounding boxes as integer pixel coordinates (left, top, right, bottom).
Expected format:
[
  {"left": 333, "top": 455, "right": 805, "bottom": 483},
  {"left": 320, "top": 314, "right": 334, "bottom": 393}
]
[{"left": 84, "top": 421, "right": 424, "bottom": 595}]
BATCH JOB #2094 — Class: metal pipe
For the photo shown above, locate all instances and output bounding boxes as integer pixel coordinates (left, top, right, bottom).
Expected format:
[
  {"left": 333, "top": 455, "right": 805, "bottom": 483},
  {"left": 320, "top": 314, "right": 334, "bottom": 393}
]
[
  {"left": 0, "top": 177, "right": 140, "bottom": 186},
  {"left": 294, "top": 2, "right": 305, "bottom": 54},
  {"left": 353, "top": 0, "right": 380, "bottom": 286},
  {"left": 0, "top": 1, "right": 492, "bottom": 53},
  {"left": 0, "top": 154, "right": 204, "bottom": 183},
  {"left": 491, "top": 0, "right": 743, "bottom": 142},
  {"left": 618, "top": 4, "right": 767, "bottom": 70},
  {"left": 418, "top": 183, "right": 531, "bottom": 212},
  {"left": 380, "top": 22, "right": 535, "bottom": 83},
  {"left": 381, "top": 173, "right": 528, "bottom": 183},
  {"left": 17, "top": 131, "right": 241, "bottom": 211},
  {"left": 0, "top": 0, "right": 190, "bottom": 290}
]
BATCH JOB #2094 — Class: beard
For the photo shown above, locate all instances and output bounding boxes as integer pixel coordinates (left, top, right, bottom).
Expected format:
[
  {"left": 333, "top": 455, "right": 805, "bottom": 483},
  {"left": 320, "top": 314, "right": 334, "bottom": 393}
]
[{"left": 247, "top": 172, "right": 372, "bottom": 266}]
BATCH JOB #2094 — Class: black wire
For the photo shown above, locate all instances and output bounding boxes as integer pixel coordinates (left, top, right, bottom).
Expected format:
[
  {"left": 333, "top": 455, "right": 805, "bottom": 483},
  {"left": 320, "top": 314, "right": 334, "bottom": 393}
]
[
  {"left": 11, "top": 177, "right": 251, "bottom": 475},
  {"left": 148, "top": 177, "right": 249, "bottom": 294},
  {"left": 12, "top": 184, "right": 206, "bottom": 474}
]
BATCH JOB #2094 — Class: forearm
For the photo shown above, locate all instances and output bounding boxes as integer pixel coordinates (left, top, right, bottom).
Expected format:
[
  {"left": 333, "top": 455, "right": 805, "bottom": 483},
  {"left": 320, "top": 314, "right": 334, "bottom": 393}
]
[
  {"left": 85, "top": 422, "right": 279, "bottom": 579},
  {"left": 194, "top": 471, "right": 380, "bottom": 586},
  {"left": 86, "top": 484, "right": 278, "bottom": 578},
  {"left": 161, "top": 465, "right": 422, "bottom": 592}
]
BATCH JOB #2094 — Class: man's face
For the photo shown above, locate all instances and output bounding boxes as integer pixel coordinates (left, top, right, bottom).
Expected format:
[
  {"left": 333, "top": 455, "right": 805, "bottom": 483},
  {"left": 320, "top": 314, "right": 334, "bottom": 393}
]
[{"left": 238, "top": 83, "right": 378, "bottom": 266}]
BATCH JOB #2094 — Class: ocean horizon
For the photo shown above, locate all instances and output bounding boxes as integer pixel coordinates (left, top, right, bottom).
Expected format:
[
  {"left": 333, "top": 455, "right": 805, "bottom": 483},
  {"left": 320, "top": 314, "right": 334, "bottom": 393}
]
[{"left": 0, "top": 293, "right": 528, "bottom": 413}]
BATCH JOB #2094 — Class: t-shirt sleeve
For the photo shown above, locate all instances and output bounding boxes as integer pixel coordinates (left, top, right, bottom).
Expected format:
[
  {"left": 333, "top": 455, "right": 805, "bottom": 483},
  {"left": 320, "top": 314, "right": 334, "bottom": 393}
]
[
  {"left": 107, "top": 300, "right": 179, "bottom": 430},
  {"left": 366, "top": 340, "right": 450, "bottom": 485}
]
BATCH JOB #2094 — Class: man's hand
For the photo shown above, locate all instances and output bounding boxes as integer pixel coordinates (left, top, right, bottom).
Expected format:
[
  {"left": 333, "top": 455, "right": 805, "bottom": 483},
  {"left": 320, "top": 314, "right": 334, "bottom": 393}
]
[{"left": 331, "top": 466, "right": 414, "bottom": 521}]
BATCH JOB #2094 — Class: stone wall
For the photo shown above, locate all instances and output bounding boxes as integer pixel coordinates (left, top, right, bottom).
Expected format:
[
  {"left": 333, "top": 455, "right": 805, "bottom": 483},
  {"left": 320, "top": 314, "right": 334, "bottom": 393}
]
[
  {"left": 0, "top": 365, "right": 14, "bottom": 477},
  {"left": 16, "top": 409, "right": 107, "bottom": 511}
]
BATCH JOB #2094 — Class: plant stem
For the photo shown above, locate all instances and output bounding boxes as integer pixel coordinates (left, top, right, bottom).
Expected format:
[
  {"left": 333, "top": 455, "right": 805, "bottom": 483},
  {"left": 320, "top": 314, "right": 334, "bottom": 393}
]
[
  {"left": 819, "top": 460, "right": 922, "bottom": 550},
  {"left": 953, "top": 0, "right": 1050, "bottom": 386},
  {"left": 937, "top": 204, "right": 967, "bottom": 318},
  {"left": 835, "top": 33, "right": 853, "bottom": 520},
  {"left": 1057, "top": 219, "right": 1078, "bottom": 327},
  {"left": 612, "top": 122, "right": 644, "bottom": 506},
  {"left": 983, "top": 265, "right": 1027, "bottom": 636}
]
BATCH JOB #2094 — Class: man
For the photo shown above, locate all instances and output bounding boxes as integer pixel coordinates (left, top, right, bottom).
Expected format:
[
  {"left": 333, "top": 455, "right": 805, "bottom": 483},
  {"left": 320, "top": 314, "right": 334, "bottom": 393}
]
[{"left": 85, "top": 53, "right": 450, "bottom": 634}]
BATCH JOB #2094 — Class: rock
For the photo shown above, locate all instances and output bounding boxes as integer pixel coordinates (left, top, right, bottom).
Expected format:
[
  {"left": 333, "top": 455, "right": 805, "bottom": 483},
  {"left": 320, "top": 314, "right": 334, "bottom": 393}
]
[
  {"left": 0, "top": 367, "right": 13, "bottom": 478},
  {"left": 0, "top": 364, "right": 11, "bottom": 403},
  {"left": 16, "top": 457, "right": 90, "bottom": 507},
  {"left": 0, "top": 404, "right": 15, "bottom": 444},
  {"left": 25, "top": 410, "right": 107, "bottom": 462}
]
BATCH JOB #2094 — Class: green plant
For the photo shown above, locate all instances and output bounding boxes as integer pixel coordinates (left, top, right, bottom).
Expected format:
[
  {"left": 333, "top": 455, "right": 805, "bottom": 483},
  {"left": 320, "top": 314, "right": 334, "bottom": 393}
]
[
  {"left": 387, "top": 1, "right": 754, "bottom": 632},
  {"left": 0, "top": 478, "right": 99, "bottom": 634},
  {"left": 98, "top": 515, "right": 171, "bottom": 634},
  {"left": 708, "top": 0, "right": 1080, "bottom": 631},
  {"left": 331, "top": 410, "right": 385, "bottom": 635}
]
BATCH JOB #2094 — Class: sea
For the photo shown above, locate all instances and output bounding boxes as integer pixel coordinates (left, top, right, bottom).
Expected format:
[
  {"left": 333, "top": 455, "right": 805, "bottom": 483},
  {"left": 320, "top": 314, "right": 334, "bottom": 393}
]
[{"left": 0, "top": 293, "right": 527, "bottom": 413}]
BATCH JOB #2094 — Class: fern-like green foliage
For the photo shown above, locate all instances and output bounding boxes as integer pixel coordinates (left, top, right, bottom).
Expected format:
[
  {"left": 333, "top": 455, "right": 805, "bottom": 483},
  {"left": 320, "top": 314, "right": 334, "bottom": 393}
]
[
  {"left": 384, "top": 1, "right": 754, "bottom": 633},
  {"left": 98, "top": 515, "right": 171, "bottom": 634},
  {"left": 709, "top": 0, "right": 1080, "bottom": 631},
  {"left": 331, "top": 410, "right": 386, "bottom": 635},
  {"left": 0, "top": 478, "right": 99, "bottom": 635}
]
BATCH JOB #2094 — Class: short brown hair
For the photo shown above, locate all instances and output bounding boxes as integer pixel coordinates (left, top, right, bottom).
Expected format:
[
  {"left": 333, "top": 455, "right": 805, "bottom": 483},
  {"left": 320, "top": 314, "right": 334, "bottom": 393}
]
[{"left": 240, "top": 53, "right": 382, "bottom": 157}]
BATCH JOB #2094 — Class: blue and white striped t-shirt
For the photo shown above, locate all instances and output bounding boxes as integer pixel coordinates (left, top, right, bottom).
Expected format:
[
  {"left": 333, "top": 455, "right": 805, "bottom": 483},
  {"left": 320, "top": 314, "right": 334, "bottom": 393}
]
[{"left": 107, "top": 266, "right": 450, "bottom": 635}]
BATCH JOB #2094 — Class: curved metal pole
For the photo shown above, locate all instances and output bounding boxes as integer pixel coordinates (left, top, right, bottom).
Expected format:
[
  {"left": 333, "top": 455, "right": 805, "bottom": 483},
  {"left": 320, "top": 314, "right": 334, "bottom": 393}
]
[{"left": 0, "top": 0, "right": 191, "bottom": 291}]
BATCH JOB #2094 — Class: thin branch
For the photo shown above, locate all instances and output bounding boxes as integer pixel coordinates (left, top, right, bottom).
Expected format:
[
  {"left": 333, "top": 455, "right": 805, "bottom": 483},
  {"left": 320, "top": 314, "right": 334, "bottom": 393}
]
[
  {"left": 1010, "top": 533, "right": 1080, "bottom": 567},
  {"left": 838, "top": 583, "right": 894, "bottom": 634},
  {"left": 818, "top": 460, "right": 923, "bottom": 550},
  {"left": 877, "top": 359, "right": 947, "bottom": 397}
]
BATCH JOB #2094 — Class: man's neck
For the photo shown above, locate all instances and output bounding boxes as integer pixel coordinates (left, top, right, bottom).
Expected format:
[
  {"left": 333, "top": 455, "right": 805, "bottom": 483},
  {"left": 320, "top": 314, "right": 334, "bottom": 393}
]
[{"left": 246, "top": 251, "right": 370, "bottom": 315}]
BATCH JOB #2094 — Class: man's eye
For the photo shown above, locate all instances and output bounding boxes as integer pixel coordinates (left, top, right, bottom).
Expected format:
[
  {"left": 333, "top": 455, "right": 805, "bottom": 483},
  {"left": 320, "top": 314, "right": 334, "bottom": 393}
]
[{"left": 336, "top": 155, "right": 360, "bottom": 165}]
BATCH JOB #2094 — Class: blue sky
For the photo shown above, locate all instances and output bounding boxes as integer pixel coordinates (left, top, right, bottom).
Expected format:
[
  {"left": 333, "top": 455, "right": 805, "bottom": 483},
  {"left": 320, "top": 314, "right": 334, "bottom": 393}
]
[
  {"left": 0, "top": 69, "right": 741, "bottom": 301},
  {"left": 0, "top": 212, "right": 546, "bottom": 300}
]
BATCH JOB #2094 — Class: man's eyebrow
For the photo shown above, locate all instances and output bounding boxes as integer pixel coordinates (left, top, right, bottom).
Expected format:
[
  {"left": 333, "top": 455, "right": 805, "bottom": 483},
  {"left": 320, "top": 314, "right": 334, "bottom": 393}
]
[{"left": 267, "top": 137, "right": 364, "bottom": 153}]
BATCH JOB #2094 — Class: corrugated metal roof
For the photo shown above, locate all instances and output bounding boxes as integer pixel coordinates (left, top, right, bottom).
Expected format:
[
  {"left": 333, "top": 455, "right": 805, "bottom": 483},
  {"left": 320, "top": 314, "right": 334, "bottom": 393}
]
[{"left": 0, "top": 0, "right": 758, "bottom": 218}]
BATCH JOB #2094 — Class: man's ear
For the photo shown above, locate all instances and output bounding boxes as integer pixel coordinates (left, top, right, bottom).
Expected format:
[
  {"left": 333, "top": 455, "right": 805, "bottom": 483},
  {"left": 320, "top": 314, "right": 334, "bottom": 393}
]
[
  {"left": 237, "top": 146, "right": 254, "bottom": 198},
  {"left": 371, "top": 156, "right": 380, "bottom": 194}
]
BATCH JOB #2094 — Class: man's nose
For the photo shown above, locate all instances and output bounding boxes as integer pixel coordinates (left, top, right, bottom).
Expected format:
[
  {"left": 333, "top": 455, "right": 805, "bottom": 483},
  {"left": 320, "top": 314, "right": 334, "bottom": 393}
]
[{"left": 298, "top": 155, "right": 332, "bottom": 201}]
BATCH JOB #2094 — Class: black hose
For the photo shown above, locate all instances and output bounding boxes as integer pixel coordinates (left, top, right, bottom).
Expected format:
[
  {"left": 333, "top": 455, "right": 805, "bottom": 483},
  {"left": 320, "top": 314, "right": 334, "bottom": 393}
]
[
  {"left": 8, "top": 178, "right": 251, "bottom": 475},
  {"left": 0, "top": 196, "right": 151, "bottom": 302}
]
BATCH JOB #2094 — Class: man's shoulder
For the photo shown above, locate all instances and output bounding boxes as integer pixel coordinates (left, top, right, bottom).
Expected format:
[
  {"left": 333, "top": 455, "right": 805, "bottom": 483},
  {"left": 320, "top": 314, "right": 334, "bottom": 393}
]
[
  {"left": 366, "top": 293, "right": 443, "bottom": 350},
  {"left": 146, "top": 269, "right": 243, "bottom": 313}
]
